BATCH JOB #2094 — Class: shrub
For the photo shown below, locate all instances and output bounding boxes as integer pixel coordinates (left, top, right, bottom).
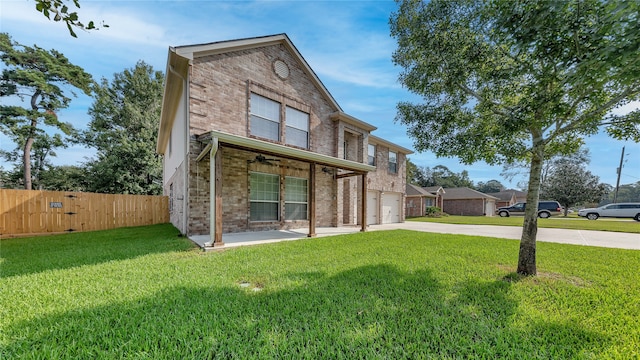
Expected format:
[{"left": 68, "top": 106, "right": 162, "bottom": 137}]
[{"left": 425, "top": 206, "right": 447, "bottom": 217}]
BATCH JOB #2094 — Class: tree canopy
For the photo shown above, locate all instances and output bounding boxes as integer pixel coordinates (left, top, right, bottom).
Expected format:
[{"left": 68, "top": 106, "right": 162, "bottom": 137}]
[
  {"left": 82, "top": 61, "right": 163, "bottom": 195},
  {"left": 390, "top": 0, "right": 640, "bottom": 275},
  {"left": 407, "top": 162, "right": 476, "bottom": 189},
  {"left": 541, "top": 162, "right": 606, "bottom": 216},
  {"left": 0, "top": 33, "right": 93, "bottom": 190},
  {"left": 476, "top": 180, "right": 505, "bottom": 194}
]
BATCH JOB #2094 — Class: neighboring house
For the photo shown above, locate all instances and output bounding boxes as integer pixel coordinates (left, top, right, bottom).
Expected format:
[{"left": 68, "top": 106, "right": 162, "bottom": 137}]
[
  {"left": 156, "top": 34, "right": 412, "bottom": 246},
  {"left": 423, "top": 186, "right": 445, "bottom": 209},
  {"left": 510, "top": 189, "right": 528, "bottom": 203},
  {"left": 487, "top": 191, "right": 518, "bottom": 208},
  {"left": 405, "top": 183, "right": 437, "bottom": 217},
  {"left": 441, "top": 187, "right": 499, "bottom": 216}
]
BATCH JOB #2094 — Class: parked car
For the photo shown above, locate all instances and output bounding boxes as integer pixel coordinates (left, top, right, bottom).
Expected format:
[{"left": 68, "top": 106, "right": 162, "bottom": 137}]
[
  {"left": 497, "top": 201, "right": 563, "bottom": 218},
  {"left": 578, "top": 203, "right": 640, "bottom": 221}
]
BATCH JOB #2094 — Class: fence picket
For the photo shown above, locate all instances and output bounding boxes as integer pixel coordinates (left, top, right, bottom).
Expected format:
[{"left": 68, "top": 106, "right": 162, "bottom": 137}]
[{"left": 0, "top": 190, "right": 169, "bottom": 238}]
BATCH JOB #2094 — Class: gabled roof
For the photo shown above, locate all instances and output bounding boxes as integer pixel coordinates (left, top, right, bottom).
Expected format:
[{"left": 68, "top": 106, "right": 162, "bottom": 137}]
[
  {"left": 158, "top": 34, "right": 347, "bottom": 154},
  {"left": 487, "top": 191, "right": 517, "bottom": 201},
  {"left": 369, "top": 135, "right": 414, "bottom": 155},
  {"left": 423, "top": 186, "right": 445, "bottom": 195},
  {"left": 330, "top": 112, "right": 377, "bottom": 132},
  {"left": 506, "top": 189, "right": 527, "bottom": 198},
  {"left": 442, "top": 187, "right": 499, "bottom": 200},
  {"left": 406, "top": 183, "right": 437, "bottom": 197}
]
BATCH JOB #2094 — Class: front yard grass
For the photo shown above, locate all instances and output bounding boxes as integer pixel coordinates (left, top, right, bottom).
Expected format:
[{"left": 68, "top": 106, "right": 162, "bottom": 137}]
[
  {"left": 1, "top": 224, "right": 638, "bottom": 359},
  {"left": 409, "top": 215, "right": 640, "bottom": 233}
]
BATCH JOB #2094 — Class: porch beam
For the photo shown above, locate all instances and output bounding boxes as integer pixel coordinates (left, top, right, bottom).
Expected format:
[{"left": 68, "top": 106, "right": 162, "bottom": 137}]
[
  {"left": 335, "top": 172, "right": 358, "bottom": 179},
  {"left": 308, "top": 162, "right": 316, "bottom": 237},
  {"left": 361, "top": 172, "right": 367, "bottom": 232},
  {"left": 209, "top": 138, "right": 224, "bottom": 247}
]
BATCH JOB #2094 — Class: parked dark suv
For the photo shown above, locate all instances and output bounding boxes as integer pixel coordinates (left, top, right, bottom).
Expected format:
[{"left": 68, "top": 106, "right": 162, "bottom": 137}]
[{"left": 497, "top": 201, "right": 563, "bottom": 218}]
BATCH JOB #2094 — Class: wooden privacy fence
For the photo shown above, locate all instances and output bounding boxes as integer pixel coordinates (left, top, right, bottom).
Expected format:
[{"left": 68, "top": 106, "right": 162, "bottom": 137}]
[{"left": 0, "top": 189, "right": 169, "bottom": 238}]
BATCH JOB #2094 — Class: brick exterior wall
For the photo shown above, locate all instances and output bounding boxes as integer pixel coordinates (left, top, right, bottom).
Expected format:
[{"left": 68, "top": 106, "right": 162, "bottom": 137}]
[
  {"left": 367, "top": 143, "right": 406, "bottom": 194},
  {"left": 173, "top": 41, "right": 409, "bottom": 235},
  {"left": 188, "top": 45, "right": 337, "bottom": 157},
  {"left": 186, "top": 145, "right": 339, "bottom": 235},
  {"left": 443, "top": 199, "right": 485, "bottom": 216},
  {"left": 406, "top": 196, "right": 425, "bottom": 217}
]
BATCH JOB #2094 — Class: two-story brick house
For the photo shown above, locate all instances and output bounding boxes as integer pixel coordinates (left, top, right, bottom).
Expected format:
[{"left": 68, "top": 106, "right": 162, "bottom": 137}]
[{"left": 156, "top": 34, "right": 412, "bottom": 247}]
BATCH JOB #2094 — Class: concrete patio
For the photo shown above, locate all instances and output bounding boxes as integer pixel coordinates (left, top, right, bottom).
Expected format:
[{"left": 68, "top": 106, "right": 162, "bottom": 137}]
[{"left": 189, "top": 226, "right": 363, "bottom": 250}]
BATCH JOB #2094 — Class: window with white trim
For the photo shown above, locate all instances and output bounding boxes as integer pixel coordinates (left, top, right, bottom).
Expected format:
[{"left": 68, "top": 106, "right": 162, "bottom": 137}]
[
  {"left": 389, "top": 151, "right": 397, "bottom": 174},
  {"left": 250, "top": 172, "right": 280, "bottom": 221},
  {"left": 285, "top": 177, "right": 308, "bottom": 220},
  {"left": 250, "top": 93, "right": 280, "bottom": 141},
  {"left": 285, "top": 107, "right": 309, "bottom": 148},
  {"left": 368, "top": 144, "right": 376, "bottom": 166}
]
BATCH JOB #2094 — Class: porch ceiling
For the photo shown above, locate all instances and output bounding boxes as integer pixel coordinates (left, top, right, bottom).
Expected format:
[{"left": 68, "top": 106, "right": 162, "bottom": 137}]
[{"left": 197, "top": 130, "right": 376, "bottom": 173}]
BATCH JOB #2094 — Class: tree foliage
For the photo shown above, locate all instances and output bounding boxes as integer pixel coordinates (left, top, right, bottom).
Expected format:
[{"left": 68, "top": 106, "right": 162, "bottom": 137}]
[
  {"left": 541, "top": 162, "right": 606, "bottom": 216},
  {"left": 501, "top": 147, "right": 591, "bottom": 187},
  {"left": 476, "top": 179, "right": 505, "bottom": 194},
  {"left": 0, "top": 132, "right": 66, "bottom": 189},
  {"left": 602, "top": 181, "right": 640, "bottom": 204},
  {"left": 408, "top": 164, "right": 475, "bottom": 188},
  {"left": 390, "top": 0, "right": 640, "bottom": 275},
  {"left": 0, "top": 33, "right": 93, "bottom": 190},
  {"left": 82, "top": 61, "right": 163, "bottom": 195},
  {"left": 34, "top": 0, "right": 108, "bottom": 38}
]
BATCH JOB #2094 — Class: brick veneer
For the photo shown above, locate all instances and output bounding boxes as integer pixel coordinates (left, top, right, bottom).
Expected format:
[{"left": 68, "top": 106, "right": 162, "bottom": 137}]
[
  {"left": 167, "top": 41, "right": 409, "bottom": 235},
  {"left": 188, "top": 45, "right": 337, "bottom": 158},
  {"left": 443, "top": 199, "right": 486, "bottom": 216},
  {"left": 186, "top": 144, "right": 339, "bottom": 235}
]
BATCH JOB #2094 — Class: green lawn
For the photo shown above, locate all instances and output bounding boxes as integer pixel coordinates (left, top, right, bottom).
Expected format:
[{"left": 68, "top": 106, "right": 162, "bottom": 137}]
[
  {"left": 409, "top": 215, "right": 640, "bottom": 233},
  {"left": 2, "top": 224, "right": 638, "bottom": 359}
]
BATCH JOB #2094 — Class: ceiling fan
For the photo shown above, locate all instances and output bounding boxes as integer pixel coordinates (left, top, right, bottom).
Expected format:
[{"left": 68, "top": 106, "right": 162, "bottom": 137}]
[{"left": 247, "top": 154, "right": 281, "bottom": 165}]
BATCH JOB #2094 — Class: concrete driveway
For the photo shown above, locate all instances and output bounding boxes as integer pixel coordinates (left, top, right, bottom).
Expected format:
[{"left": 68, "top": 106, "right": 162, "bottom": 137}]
[
  {"left": 370, "top": 222, "right": 640, "bottom": 250},
  {"left": 193, "top": 221, "right": 639, "bottom": 250}
]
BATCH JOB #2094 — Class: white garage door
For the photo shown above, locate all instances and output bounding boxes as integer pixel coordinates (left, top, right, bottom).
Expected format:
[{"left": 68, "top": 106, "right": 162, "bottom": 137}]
[
  {"left": 367, "top": 191, "right": 378, "bottom": 225},
  {"left": 485, "top": 200, "right": 495, "bottom": 217},
  {"left": 382, "top": 192, "right": 402, "bottom": 224}
]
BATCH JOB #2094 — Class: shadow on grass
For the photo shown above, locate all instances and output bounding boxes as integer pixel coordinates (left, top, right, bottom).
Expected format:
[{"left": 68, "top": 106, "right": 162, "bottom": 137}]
[
  {"left": 3, "top": 264, "right": 608, "bottom": 359},
  {"left": 0, "top": 224, "right": 194, "bottom": 278}
]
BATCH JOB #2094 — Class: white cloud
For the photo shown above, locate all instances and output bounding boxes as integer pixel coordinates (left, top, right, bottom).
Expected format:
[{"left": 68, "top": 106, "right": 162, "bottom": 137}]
[{"left": 611, "top": 100, "right": 640, "bottom": 115}]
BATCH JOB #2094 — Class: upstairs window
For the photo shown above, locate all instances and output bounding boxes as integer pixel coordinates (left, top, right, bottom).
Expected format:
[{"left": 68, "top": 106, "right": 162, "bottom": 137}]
[
  {"left": 368, "top": 144, "right": 376, "bottom": 166},
  {"left": 388, "top": 151, "right": 397, "bottom": 174},
  {"left": 285, "top": 107, "right": 309, "bottom": 148},
  {"left": 250, "top": 93, "right": 280, "bottom": 141}
]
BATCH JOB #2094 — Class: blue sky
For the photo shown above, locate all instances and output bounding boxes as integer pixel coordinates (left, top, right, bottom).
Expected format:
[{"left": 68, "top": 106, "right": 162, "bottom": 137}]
[{"left": 1, "top": 0, "right": 638, "bottom": 189}]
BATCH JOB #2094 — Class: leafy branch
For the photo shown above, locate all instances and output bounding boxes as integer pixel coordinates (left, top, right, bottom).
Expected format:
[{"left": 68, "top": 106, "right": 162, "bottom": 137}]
[{"left": 34, "top": 0, "right": 108, "bottom": 38}]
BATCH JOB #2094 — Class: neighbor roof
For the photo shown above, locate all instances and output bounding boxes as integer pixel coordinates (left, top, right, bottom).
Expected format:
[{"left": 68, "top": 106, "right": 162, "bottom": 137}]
[
  {"left": 442, "top": 187, "right": 499, "bottom": 200},
  {"left": 423, "top": 186, "right": 445, "bottom": 194},
  {"left": 487, "top": 191, "right": 517, "bottom": 201},
  {"left": 406, "top": 183, "right": 437, "bottom": 197}
]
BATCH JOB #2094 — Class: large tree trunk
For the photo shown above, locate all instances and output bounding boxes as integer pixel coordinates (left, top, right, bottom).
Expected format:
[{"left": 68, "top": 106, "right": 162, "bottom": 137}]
[
  {"left": 23, "top": 133, "right": 34, "bottom": 190},
  {"left": 517, "top": 135, "right": 545, "bottom": 276},
  {"left": 23, "top": 91, "right": 42, "bottom": 190}
]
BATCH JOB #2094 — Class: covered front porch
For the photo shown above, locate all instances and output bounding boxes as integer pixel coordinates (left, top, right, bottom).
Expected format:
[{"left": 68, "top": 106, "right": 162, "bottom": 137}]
[
  {"left": 189, "top": 226, "right": 364, "bottom": 250},
  {"left": 195, "top": 130, "right": 376, "bottom": 247}
]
